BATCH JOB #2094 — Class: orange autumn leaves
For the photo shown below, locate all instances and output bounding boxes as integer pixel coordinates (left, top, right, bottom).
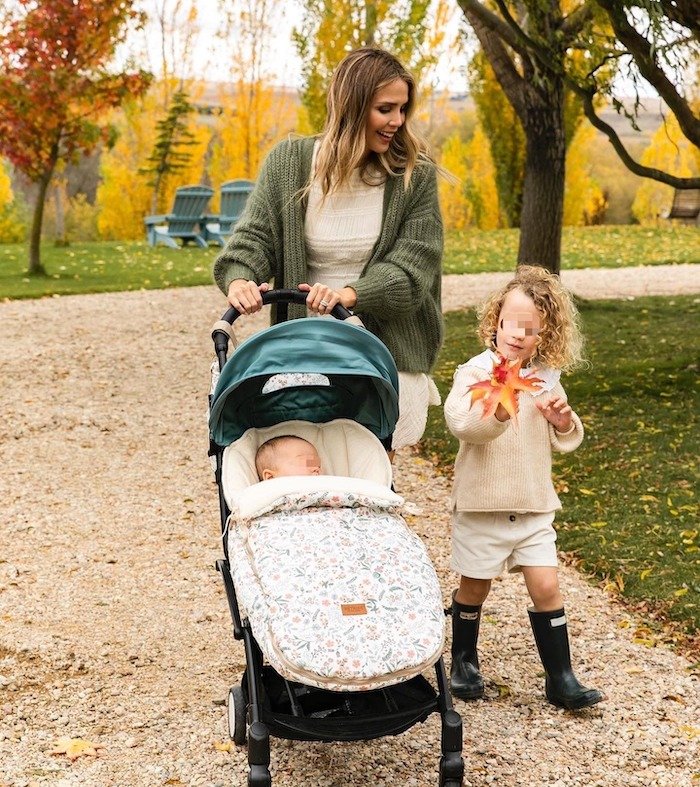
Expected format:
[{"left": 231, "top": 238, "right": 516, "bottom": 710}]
[{"left": 466, "top": 355, "right": 543, "bottom": 423}]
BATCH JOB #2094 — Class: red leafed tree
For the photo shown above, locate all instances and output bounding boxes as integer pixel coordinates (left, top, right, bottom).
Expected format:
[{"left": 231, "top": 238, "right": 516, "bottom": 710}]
[{"left": 0, "top": 0, "right": 151, "bottom": 275}]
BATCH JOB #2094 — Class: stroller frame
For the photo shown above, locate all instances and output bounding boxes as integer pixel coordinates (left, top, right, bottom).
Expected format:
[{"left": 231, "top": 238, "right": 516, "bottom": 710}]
[{"left": 210, "top": 291, "right": 465, "bottom": 787}]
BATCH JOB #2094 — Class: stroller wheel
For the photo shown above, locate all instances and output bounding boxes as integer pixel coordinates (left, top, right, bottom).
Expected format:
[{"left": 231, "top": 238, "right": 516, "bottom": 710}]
[{"left": 227, "top": 685, "right": 247, "bottom": 745}]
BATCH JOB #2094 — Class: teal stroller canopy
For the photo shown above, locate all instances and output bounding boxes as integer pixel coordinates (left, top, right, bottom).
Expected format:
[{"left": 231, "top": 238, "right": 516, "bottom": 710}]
[{"left": 209, "top": 319, "right": 400, "bottom": 447}]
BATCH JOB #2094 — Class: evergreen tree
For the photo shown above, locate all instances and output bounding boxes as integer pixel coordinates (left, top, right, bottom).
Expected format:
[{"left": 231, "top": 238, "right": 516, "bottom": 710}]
[{"left": 140, "top": 89, "right": 197, "bottom": 213}]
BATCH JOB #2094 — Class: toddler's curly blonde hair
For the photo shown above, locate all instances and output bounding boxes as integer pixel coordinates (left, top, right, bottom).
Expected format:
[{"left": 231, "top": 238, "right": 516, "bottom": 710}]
[{"left": 476, "top": 265, "right": 585, "bottom": 372}]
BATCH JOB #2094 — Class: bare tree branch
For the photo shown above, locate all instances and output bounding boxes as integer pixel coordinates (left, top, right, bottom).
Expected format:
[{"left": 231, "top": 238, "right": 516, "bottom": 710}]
[
  {"left": 560, "top": 1, "right": 597, "bottom": 38},
  {"left": 461, "top": 7, "right": 530, "bottom": 120},
  {"left": 571, "top": 81, "right": 700, "bottom": 188},
  {"left": 492, "top": 0, "right": 550, "bottom": 53},
  {"left": 455, "top": 0, "right": 529, "bottom": 57},
  {"left": 595, "top": 0, "right": 700, "bottom": 147},
  {"left": 652, "top": 0, "right": 699, "bottom": 38}
]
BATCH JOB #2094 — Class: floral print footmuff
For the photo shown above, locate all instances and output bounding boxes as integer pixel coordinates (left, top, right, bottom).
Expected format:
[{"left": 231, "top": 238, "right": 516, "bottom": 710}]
[{"left": 227, "top": 474, "right": 445, "bottom": 692}]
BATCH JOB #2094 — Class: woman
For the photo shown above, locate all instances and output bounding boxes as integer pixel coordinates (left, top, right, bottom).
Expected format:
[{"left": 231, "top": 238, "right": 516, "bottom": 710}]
[{"left": 213, "top": 47, "right": 444, "bottom": 451}]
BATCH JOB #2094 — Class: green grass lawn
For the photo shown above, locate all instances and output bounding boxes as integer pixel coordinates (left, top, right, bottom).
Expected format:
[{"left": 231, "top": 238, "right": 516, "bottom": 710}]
[
  {"left": 443, "top": 225, "right": 700, "bottom": 274},
  {"left": 0, "top": 241, "right": 216, "bottom": 300},
  {"left": 421, "top": 294, "right": 700, "bottom": 642},
  {"left": 1, "top": 224, "right": 698, "bottom": 300}
]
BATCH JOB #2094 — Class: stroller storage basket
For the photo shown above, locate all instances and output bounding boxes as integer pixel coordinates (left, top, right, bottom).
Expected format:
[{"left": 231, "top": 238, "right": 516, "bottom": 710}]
[{"left": 247, "top": 667, "right": 438, "bottom": 743}]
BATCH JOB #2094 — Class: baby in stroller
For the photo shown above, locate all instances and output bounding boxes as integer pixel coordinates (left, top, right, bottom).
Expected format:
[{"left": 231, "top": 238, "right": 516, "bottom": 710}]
[
  {"left": 255, "top": 435, "right": 322, "bottom": 480},
  {"left": 222, "top": 417, "right": 445, "bottom": 692},
  {"left": 209, "top": 292, "right": 464, "bottom": 787}
]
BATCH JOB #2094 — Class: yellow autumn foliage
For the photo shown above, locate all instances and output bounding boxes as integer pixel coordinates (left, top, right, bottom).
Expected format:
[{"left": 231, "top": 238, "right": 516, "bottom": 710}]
[
  {"left": 439, "top": 125, "right": 500, "bottom": 230},
  {"left": 0, "top": 160, "right": 11, "bottom": 209},
  {"left": 439, "top": 132, "right": 471, "bottom": 230},
  {"left": 0, "top": 159, "right": 27, "bottom": 243},
  {"left": 42, "top": 183, "right": 100, "bottom": 242},
  {"left": 467, "top": 125, "right": 500, "bottom": 230},
  {"left": 563, "top": 121, "right": 608, "bottom": 226},
  {"left": 632, "top": 113, "right": 700, "bottom": 225},
  {"left": 97, "top": 80, "right": 214, "bottom": 239},
  {"left": 208, "top": 83, "right": 296, "bottom": 199},
  {"left": 97, "top": 95, "right": 158, "bottom": 240}
]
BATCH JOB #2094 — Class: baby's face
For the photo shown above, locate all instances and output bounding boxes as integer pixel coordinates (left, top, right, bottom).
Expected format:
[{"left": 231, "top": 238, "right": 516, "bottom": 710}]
[
  {"left": 272, "top": 440, "right": 321, "bottom": 478},
  {"left": 495, "top": 288, "right": 542, "bottom": 363}
]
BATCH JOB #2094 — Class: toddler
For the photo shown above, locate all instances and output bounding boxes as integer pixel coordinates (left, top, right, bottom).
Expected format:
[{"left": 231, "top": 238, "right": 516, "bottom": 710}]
[{"left": 444, "top": 265, "right": 602, "bottom": 710}]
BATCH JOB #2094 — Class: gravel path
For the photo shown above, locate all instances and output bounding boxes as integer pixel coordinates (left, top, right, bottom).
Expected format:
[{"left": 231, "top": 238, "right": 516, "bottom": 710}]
[{"left": 1, "top": 266, "right": 698, "bottom": 787}]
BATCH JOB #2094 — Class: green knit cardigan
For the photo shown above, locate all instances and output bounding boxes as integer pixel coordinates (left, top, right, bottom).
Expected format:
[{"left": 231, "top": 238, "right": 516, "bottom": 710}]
[{"left": 212, "top": 136, "right": 444, "bottom": 373}]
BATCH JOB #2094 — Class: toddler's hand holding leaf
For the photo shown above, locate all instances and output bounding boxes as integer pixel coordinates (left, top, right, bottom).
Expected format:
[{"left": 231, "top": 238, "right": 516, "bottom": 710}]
[{"left": 465, "top": 355, "right": 543, "bottom": 425}]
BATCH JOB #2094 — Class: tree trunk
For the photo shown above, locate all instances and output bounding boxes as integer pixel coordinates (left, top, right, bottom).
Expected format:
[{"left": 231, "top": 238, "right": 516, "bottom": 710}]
[
  {"left": 518, "top": 94, "right": 566, "bottom": 275},
  {"left": 28, "top": 171, "right": 53, "bottom": 276},
  {"left": 28, "top": 141, "right": 60, "bottom": 275}
]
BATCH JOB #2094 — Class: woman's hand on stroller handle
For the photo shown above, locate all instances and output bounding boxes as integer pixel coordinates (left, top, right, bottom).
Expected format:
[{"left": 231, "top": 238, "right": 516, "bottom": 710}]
[
  {"left": 298, "top": 283, "right": 357, "bottom": 316},
  {"left": 226, "top": 279, "right": 270, "bottom": 315}
]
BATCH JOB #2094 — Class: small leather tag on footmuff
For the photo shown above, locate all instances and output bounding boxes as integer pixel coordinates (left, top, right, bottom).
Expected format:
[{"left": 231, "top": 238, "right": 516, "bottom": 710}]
[{"left": 341, "top": 603, "right": 368, "bottom": 616}]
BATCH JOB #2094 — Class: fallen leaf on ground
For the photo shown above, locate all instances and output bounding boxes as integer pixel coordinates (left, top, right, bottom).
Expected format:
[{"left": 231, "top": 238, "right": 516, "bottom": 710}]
[
  {"left": 214, "top": 740, "right": 234, "bottom": 752},
  {"left": 50, "top": 737, "right": 103, "bottom": 760},
  {"left": 663, "top": 694, "right": 687, "bottom": 705}
]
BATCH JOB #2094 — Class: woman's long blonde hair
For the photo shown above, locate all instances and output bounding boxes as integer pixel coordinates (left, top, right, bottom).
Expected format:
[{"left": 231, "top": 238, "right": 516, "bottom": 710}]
[
  {"left": 312, "top": 47, "right": 431, "bottom": 196},
  {"left": 477, "top": 265, "right": 585, "bottom": 372}
]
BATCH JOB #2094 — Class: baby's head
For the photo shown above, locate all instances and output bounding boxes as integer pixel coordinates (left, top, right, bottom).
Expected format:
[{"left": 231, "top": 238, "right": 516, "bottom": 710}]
[
  {"left": 255, "top": 435, "right": 322, "bottom": 481},
  {"left": 477, "top": 265, "right": 584, "bottom": 371}
]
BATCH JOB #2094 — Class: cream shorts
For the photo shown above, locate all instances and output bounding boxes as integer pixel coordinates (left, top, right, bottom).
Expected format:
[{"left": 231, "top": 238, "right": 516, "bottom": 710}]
[{"left": 451, "top": 510, "right": 558, "bottom": 579}]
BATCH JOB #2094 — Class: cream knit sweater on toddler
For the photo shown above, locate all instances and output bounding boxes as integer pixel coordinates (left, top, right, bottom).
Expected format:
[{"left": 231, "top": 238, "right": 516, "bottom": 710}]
[{"left": 444, "top": 351, "right": 583, "bottom": 513}]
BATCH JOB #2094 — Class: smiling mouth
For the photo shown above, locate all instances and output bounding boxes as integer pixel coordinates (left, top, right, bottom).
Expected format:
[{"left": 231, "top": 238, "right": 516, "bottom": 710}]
[{"left": 378, "top": 131, "right": 394, "bottom": 141}]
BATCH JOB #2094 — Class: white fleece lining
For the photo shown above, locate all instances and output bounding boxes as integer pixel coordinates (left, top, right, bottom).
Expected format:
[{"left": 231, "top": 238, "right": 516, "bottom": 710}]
[
  {"left": 231, "top": 475, "right": 403, "bottom": 521},
  {"left": 222, "top": 419, "right": 392, "bottom": 507}
]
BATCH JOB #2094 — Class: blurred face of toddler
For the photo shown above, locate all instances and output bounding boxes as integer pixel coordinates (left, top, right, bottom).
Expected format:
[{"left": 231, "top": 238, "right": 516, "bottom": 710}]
[
  {"left": 495, "top": 288, "right": 542, "bottom": 364},
  {"left": 260, "top": 438, "right": 321, "bottom": 481}
]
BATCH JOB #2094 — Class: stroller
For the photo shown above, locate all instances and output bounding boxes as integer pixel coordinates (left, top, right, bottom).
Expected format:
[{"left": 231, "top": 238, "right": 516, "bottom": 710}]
[{"left": 208, "top": 290, "right": 464, "bottom": 787}]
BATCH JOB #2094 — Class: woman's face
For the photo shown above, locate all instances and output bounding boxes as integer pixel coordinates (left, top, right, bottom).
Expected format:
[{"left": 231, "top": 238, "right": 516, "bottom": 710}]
[{"left": 364, "top": 78, "right": 409, "bottom": 157}]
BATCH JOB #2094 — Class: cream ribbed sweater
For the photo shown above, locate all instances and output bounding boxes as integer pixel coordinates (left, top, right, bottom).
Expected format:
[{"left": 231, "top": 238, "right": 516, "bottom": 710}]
[
  {"left": 444, "top": 357, "right": 584, "bottom": 513},
  {"left": 305, "top": 160, "right": 384, "bottom": 289}
]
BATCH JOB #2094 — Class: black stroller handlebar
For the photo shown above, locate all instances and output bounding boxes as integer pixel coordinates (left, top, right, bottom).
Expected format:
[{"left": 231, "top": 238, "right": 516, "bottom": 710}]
[
  {"left": 211, "top": 289, "right": 355, "bottom": 366},
  {"left": 221, "top": 289, "right": 353, "bottom": 325}
]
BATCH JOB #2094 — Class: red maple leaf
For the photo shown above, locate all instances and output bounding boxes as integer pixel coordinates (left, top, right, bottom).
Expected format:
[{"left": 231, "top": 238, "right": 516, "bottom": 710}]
[{"left": 466, "top": 355, "right": 544, "bottom": 425}]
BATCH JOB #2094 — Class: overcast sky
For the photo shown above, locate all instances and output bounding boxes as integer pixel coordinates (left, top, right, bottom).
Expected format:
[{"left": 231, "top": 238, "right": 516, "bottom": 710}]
[
  {"left": 126, "top": 0, "right": 470, "bottom": 92},
  {"left": 123, "top": 0, "right": 668, "bottom": 99}
]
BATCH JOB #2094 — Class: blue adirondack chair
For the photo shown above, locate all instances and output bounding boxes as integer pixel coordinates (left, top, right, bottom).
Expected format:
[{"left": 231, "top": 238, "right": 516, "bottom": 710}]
[
  {"left": 203, "top": 179, "right": 254, "bottom": 246},
  {"left": 144, "top": 185, "right": 214, "bottom": 248}
]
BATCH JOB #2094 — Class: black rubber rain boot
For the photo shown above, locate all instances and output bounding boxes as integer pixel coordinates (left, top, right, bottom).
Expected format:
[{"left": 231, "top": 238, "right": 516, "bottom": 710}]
[
  {"left": 450, "top": 595, "right": 485, "bottom": 700},
  {"left": 528, "top": 607, "right": 603, "bottom": 710}
]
